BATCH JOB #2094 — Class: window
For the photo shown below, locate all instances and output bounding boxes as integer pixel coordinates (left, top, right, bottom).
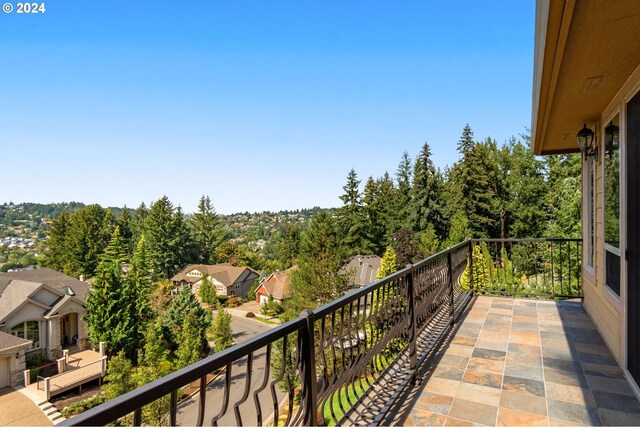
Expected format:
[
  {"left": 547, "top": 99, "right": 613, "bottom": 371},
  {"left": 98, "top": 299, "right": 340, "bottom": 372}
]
[
  {"left": 586, "top": 155, "right": 596, "bottom": 270},
  {"left": 604, "top": 113, "right": 621, "bottom": 296},
  {"left": 11, "top": 321, "right": 40, "bottom": 349}
]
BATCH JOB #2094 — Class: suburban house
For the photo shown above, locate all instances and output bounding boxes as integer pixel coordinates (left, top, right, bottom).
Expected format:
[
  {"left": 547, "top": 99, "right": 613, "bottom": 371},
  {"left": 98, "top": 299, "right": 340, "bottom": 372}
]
[
  {"left": 532, "top": 0, "right": 640, "bottom": 394},
  {"left": 0, "top": 268, "right": 90, "bottom": 366},
  {"left": 342, "top": 255, "right": 382, "bottom": 290},
  {"left": 0, "top": 330, "right": 31, "bottom": 387},
  {"left": 255, "top": 267, "right": 295, "bottom": 304},
  {"left": 171, "top": 263, "right": 259, "bottom": 299}
]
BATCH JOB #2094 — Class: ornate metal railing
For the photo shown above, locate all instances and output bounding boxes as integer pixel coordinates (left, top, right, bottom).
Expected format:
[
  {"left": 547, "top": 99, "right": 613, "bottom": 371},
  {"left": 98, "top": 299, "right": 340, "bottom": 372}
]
[
  {"left": 61, "top": 238, "right": 581, "bottom": 426},
  {"left": 470, "top": 238, "right": 582, "bottom": 299}
]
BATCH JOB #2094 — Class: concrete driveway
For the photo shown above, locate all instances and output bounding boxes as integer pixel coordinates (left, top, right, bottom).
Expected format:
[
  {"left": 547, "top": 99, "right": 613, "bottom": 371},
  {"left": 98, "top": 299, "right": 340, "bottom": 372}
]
[{"left": 0, "top": 387, "right": 51, "bottom": 426}]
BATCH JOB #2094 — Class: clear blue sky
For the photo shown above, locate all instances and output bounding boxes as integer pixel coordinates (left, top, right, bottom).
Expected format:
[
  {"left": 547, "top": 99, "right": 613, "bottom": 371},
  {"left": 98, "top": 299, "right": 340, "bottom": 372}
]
[{"left": 0, "top": 1, "right": 534, "bottom": 214}]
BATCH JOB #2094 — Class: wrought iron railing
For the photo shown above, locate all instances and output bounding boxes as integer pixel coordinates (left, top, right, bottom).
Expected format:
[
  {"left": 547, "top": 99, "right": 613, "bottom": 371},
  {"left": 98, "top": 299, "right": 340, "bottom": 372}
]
[
  {"left": 61, "top": 238, "right": 581, "bottom": 426},
  {"left": 470, "top": 238, "right": 582, "bottom": 299}
]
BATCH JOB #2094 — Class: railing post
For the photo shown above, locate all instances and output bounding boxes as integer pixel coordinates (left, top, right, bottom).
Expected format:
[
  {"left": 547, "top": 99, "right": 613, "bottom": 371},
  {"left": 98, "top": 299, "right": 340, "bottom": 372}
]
[
  {"left": 407, "top": 264, "right": 418, "bottom": 385},
  {"left": 448, "top": 250, "right": 455, "bottom": 323},
  {"left": 469, "top": 240, "right": 474, "bottom": 294},
  {"left": 44, "top": 377, "right": 51, "bottom": 400},
  {"left": 23, "top": 370, "right": 30, "bottom": 386},
  {"left": 299, "top": 309, "right": 318, "bottom": 426}
]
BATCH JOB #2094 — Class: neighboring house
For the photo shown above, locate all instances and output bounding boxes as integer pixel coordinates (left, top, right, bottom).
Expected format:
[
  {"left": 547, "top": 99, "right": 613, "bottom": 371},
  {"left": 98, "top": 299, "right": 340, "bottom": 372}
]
[
  {"left": 342, "top": 255, "right": 382, "bottom": 290},
  {"left": 0, "top": 268, "right": 90, "bottom": 365},
  {"left": 255, "top": 268, "right": 295, "bottom": 304},
  {"left": 171, "top": 264, "right": 260, "bottom": 299},
  {"left": 0, "top": 331, "right": 31, "bottom": 387},
  {"left": 532, "top": 1, "right": 640, "bottom": 393}
]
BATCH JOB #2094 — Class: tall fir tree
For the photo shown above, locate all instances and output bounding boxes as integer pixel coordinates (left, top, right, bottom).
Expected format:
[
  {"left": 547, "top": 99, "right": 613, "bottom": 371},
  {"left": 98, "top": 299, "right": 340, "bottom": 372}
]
[
  {"left": 84, "top": 227, "right": 127, "bottom": 354},
  {"left": 117, "top": 207, "right": 134, "bottom": 256},
  {"left": 191, "top": 195, "right": 226, "bottom": 264},
  {"left": 338, "top": 169, "right": 369, "bottom": 255},
  {"left": 411, "top": 142, "right": 447, "bottom": 239},
  {"left": 163, "top": 285, "right": 209, "bottom": 349},
  {"left": 65, "top": 204, "right": 113, "bottom": 277},
  {"left": 41, "top": 212, "right": 71, "bottom": 273},
  {"left": 394, "top": 151, "right": 413, "bottom": 231}
]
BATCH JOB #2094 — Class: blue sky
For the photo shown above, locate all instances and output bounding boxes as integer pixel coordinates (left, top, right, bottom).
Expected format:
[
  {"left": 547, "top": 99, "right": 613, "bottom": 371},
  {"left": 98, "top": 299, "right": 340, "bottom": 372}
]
[{"left": 0, "top": 1, "right": 534, "bottom": 214}]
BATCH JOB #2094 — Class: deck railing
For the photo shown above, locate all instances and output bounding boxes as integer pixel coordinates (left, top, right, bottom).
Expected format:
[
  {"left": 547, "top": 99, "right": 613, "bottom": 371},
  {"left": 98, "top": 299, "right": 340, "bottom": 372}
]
[{"left": 61, "top": 238, "right": 581, "bottom": 426}]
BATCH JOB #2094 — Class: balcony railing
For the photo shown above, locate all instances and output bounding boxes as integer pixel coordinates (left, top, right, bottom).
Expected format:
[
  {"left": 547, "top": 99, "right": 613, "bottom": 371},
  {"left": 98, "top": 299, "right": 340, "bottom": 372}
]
[{"left": 61, "top": 238, "right": 582, "bottom": 427}]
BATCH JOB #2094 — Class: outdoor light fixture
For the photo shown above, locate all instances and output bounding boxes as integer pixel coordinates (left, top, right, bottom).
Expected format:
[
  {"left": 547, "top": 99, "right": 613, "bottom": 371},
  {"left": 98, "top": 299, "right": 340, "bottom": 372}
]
[
  {"left": 577, "top": 123, "right": 597, "bottom": 159},
  {"left": 605, "top": 121, "right": 619, "bottom": 154}
]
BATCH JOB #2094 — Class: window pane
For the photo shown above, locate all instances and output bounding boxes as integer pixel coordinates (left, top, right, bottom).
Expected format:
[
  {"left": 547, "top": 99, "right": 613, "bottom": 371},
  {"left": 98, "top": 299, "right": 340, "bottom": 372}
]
[
  {"left": 11, "top": 322, "right": 25, "bottom": 339},
  {"left": 605, "top": 114, "right": 620, "bottom": 249},
  {"left": 26, "top": 321, "right": 39, "bottom": 348}
]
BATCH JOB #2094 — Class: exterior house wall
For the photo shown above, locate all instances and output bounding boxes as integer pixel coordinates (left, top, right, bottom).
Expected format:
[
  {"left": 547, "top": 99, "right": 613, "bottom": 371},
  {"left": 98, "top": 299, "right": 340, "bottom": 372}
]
[
  {"left": 582, "top": 63, "right": 640, "bottom": 366},
  {"left": 234, "top": 270, "right": 258, "bottom": 299},
  {"left": 0, "top": 348, "right": 28, "bottom": 387},
  {"left": 255, "top": 285, "right": 269, "bottom": 303}
]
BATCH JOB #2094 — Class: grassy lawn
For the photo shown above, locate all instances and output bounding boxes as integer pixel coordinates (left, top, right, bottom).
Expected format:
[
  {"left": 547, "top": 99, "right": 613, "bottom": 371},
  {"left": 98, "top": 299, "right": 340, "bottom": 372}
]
[
  {"left": 322, "top": 383, "right": 366, "bottom": 426},
  {"left": 254, "top": 316, "right": 278, "bottom": 325}
]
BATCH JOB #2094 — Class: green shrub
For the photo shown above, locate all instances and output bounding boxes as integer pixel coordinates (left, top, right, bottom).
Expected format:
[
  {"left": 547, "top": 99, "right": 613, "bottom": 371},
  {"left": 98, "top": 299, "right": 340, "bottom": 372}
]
[
  {"left": 216, "top": 295, "right": 229, "bottom": 306},
  {"left": 61, "top": 395, "right": 108, "bottom": 417}
]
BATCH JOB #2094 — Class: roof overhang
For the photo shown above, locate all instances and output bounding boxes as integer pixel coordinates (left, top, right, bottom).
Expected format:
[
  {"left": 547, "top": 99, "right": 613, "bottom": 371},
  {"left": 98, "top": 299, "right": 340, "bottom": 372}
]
[{"left": 532, "top": 0, "right": 640, "bottom": 155}]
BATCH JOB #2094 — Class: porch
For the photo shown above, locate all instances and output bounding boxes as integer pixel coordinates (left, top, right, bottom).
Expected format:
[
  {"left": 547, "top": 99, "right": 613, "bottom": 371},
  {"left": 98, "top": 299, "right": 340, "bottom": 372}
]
[{"left": 400, "top": 296, "right": 640, "bottom": 426}]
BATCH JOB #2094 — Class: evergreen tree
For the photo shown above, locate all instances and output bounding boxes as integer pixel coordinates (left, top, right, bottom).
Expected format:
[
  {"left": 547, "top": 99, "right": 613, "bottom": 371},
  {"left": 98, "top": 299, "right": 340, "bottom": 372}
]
[
  {"left": 363, "top": 176, "right": 385, "bottom": 256},
  {"left": 287, "top": 212, "right": 348, "bottom": 313},
  {"left": 163, "top": 285, "right": 209, "bottom": 348},
  {"left": 411, "top": 142, "right": 447, "bottom": 239},
  {"left": 65, "top": 204, "right": 113, "bottom": 277},
  {"left": 131, "top": 202, "right": 148, "bottom": 249},
  {"left": 102, "top": 351, "right": 135, "bottom": 400},
  {"left": 393, "top": 228, "right": 419, "bottom": 265},
  {"left": 338, "top": 169, "right": 369, "bottom": 255},
  {"left": 117, "top": 207, "right": 134, "bottom": 256},
  {"left": 457, "top": 123, "right": 474, "bottom": 153},
  {"left": 377, "top": 246, "right": 399, "bottom": 279},
  {"left": 41, "top": 212, "right": 71, "bottom": 273},
  {"left": 144, "top": 196, "right": 193, "bottom": 279},
  {"left": 198, "top": 276, "right": 216, "bottom": 305},
  {"left": 211, "top": 307, "right": 233, "bottom": 352},
  {"left": 394, "top": 151, "right": 413, "bottom": 230},
  {"left": 176, "top": 313, "right": 203, "bottom": 369},
  {"left": 191, "top": 195, "right": 226, "bottom": 264},
  {"left": 84, "top": 227, "right": 126, "bottom": 354}
]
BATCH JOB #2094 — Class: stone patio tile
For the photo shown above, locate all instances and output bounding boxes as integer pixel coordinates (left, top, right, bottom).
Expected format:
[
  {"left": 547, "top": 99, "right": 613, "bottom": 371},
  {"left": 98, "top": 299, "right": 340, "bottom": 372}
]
[
  {"left": 489, "top": 308, "right": 513, "bottom": 316},
  {"left": 577, "top": 352, "right": 618, "bottom": 366},
  {"left": 466, "top": 357, "right": 505, "bottom": 374},
  {"left": 405, "top": 409, "right": 447, "bottom": 426},
  {"left": 591, "top": 390, "right": 640, "bottom": 413},
  {"left": 507, "top": 343, "right": 541, "bottom": 355},
  {"left": 434, "top": 365, "right": 465, "bottom": 381},
  {"left": 586, "top": 374, "right": 637, "bottom": 396},
  {"left": 496, "top": 407, "right": 548, "bottom": 426},
  {"left": 462, "top": 369, "right": 503, "bottom": 389},
  {"left": 547, "top": 399, "right": 601, "bottom": 425},
  {"left": 509, "top": 333, "right": 541, "bottom": 346},
  {"left": 506, "top": 352, "right": 542, "bottom": 367},
  {"left": 542, "top": 357, "right": 582, "bottom": 372},
  {"left": 545, "top": 382, "right": 596, "bottom": 407},
  {"left": 504, "top": 363, "right": 543, "bottom": 382},
  {"left": 448, "top": 398, "right": 498, "bottom": 426},
  {"left": 598, "top": 408, "right": 640, "bottom": 426},
  {"left": 540, "top": 337, "right": 574, "bottom": 351},
  {"left": 502, "top": 375, "right": 545, "bottom": 397},
  {"left": 444, "top": 416, "right": 481, "bottom": 426},
  {"left": 573, "top": 342, "right": 612, "bottom": 356},
  {"left": 451, "top": 336, "right": 477, "bottom": 347},
  {"left": 499, "top": 390, "right": 547, "bottom": 416},
  {"left": 547, "top": 417, "right": 586, "bottom": 426},
  {"left": 456, "top": 381, "right": 502, "bottom": 406},
  {"left": 542, "top": 346, "right": 580, "bottom": 362},
  {"left": 414, "top": 391, "right": 454, "bottom": 416},
  {"left": 438, "top": 354, "right": 469, "bottom": 369},
  {"left": 424, "top": 377, "right": 461, "bottom": 397},
  {"left": 510, "top": 322, "right": 539, "bottom": 332},
  {"left": 472, "top": 348, "right": 506, "bottom": 361},
  {"left": 581, "top": 362, "right": 625, "bottom": 379},
  {"left": 445, "top": 343, "right": 475, "bottom": 357},
  {"left": 476, "top": 339, "right": 508, "bottom": 352},
  {"left": 478, "top": 330, "right": 509, "bottom": 343},
  {"left": 543, "top": 367, "right": 590, "bottom": 388}
]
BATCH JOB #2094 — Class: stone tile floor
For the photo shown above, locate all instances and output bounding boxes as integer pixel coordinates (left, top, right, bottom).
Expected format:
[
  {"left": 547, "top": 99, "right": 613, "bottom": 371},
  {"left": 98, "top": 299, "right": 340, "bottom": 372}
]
[{"left": 402, "top": 296, "right": 640, "bottom": 426}]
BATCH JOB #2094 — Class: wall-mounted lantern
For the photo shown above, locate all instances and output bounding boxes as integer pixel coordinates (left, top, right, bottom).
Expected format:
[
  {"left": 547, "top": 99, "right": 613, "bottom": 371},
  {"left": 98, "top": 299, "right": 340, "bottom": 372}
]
[
  {"left": 577, "top": 123, "right": 597, "bottom": 160},
  {"left": 604, "top": 121, "right": 620, "bottom": 155}
]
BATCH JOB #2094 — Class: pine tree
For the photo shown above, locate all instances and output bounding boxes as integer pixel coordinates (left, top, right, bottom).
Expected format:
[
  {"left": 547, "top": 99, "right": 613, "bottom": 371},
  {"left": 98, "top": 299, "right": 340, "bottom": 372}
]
[
  {"left": 457, "top": 123, "right": 474, "bottom": 153},
  {"left": 117, "top": 207, "right": 134, "bottom": 256},
  {"left": 163, "top": 285, "right": 209, "bottom": 348},
  {"left": 102, "top": 351, "right": 135, "bottom": 400},
  {"left": 394, "top": 151, "right": 413, "bottom": 230},
  {"left": 41, "top": 212, "right": 71, "bottom": 273},
  {"left": 211, "top": 307, "right": 233, "bottom": 352},
  {"left": 191, "top": 195, "right": 226, "bottom": 264},
  {"left": 411, "top": 142, "right": 447, "bottom": 239},
  {"left": 393, "top": 228, "right": 419, "bottom": 265},
  {"left": 338, "top": 169, "right": 368, "bottom": 255},
  {"left": 287, "top": 212, "right": 348, "bottom": 313},
  {"left": 377, "top": 246, "right": 399, "bottom": 279},
  {"left": 363, "top": 176, "right": 385, "bottom": 256},
  {"left": 176, "top": 313, "right": 203, "bottom": 369},
  {"left": 84, "top": 227, "right": 126, "bottom": 354},
  {"left": 65, "top": 204, "right": 113, "bottom": 277}
]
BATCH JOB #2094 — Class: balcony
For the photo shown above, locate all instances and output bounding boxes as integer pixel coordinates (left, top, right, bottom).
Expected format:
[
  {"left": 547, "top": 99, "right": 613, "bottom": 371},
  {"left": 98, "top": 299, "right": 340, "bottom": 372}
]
[{"left": 61, "top": 239, "right": 640, "bottom": 426}]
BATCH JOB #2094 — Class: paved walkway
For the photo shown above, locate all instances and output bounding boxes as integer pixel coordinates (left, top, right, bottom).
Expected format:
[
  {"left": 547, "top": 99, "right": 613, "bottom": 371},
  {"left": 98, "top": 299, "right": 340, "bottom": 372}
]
[
  {"left": 402, "top": 296, "right": 640, "bottom": 426},
  {"left": 0, "top": 387, "right": 51, "bottom": 426}
]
